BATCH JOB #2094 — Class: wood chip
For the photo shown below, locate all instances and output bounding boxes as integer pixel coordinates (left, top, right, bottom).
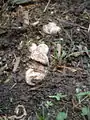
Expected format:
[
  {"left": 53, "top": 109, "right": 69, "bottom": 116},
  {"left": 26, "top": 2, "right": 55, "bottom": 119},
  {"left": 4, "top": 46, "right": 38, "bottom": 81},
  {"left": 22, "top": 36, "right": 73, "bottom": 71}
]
[
  {"left": 23, "top": 10, "right": 29, "bottom": 27},
  {"left": 13, "top": 57, "right": 20, "bottom": 72},
  {"left": 56, "top": 43, "right": 62, "bottom": 58}
]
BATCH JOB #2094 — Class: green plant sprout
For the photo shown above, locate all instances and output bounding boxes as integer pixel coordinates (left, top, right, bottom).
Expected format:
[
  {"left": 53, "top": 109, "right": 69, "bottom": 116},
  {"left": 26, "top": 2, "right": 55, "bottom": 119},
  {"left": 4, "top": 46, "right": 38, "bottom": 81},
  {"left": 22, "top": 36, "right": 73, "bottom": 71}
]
[
  {"left": 64, "top": 49, "right": 90, "bottom": 59},
  {"left": 49, "top": 93, "right": 67, "bottom": 101},
  {"left": 56, "top": 112, "right": 67, "bottom": 120},
  {"left": 53, "top": 43, "right": 90, "bottom": 65},
  {"left": 81, "top": 106, "right": 90, "bottom": 120},
  {"left": 45, "top": 101, "right": 53, "bottom": 108},
  {"left": 36, "top": 113, "right": 46, "bottom": 120},
  {"left": 76, "top": 91, "right": 90, "bottom": 104},
  {"left": 36, "top": 105, "right": 50, "bottom": 120},
  {"left": 53, "top": 46, "right": 67, "bottom": 64}
]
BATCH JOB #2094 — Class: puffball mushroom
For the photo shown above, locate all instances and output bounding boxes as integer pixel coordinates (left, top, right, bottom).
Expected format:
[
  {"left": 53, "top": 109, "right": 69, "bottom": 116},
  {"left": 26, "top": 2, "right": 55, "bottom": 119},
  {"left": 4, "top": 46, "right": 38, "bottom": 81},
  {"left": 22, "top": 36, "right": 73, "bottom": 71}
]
[
  {"left": 25, "top": 43, "right": 49, "bottom": 86},
  {"left": 30, "top": 43, "right": 49, "bottom": 65},
  {"left": 43, "top": 22, "right": 61, "bottom": 34},
  {"left": 29, "top": 43, "right": 37, "bottom": 53},
  {"left": 25, "top": 64, "right": 48, "bottom": 86},
  {"left": 37, "top": 44, "right": 49, "bottom": 55},
  {"left": 30, "top": 51, "right": 49, "bottom": 65}
]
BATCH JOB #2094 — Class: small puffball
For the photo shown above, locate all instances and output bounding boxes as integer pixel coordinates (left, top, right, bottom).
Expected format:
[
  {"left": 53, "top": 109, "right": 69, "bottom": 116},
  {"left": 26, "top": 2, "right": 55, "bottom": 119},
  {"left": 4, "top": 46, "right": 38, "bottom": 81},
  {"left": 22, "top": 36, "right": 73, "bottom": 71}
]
[
  {"left": 30, "top": 50, "right": 49, "bottom": 65},
  {"left": 37, "top": 44, "right": 49, "bottom": 55},
  {"left": 25, "top": 68, "right": 45, "bottom": 86},
  {"left": 25, "top": 43, "right": 49, "bottom": 86},
  {"left": 43, "top": 22, "right": 61, "bottom": 34},
  {"left": 29, "top": 43, "right": 49, "bottom": 65},
  {"left": 25, "top": 64, "right": 47, "bottom": 86},
  {"left": 29, "top": 43, "right": 37, "bottom": 53}
]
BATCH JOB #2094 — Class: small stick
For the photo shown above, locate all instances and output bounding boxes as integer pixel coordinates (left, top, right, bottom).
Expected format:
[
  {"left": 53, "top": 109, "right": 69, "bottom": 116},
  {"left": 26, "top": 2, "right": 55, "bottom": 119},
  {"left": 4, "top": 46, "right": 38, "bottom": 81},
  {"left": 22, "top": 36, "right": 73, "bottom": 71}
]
[
  {"left": 43, "top": 0, "right": 51, "bottom": 12},
  {"left": 10, "top": 83, "right": 17, "bottom": 90},
  {"left": 74, "top": 95, "right": 88, "bottom": 108},
  {"left": 13, "top": 56, "right": 20, "bottom": 72}
]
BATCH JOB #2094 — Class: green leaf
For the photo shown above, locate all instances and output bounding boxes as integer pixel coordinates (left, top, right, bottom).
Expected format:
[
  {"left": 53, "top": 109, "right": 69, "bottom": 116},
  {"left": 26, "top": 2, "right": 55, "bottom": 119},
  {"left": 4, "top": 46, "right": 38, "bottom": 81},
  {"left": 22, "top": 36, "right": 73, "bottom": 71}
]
[
  {"left": 76, "top": 91, "right": 90, "bottom": 98},
  {"left": 81, "top": 107, "right": 90, "bottom": 116},
  {"left": 84, "top": 46, "right": 90, "bottom": 58},
  {"left": 56, "top": 112, "right": 67, "bottom": 120},
  {"left": 36, "top": 113, "right": 46, "bottom": 120},
  {"left": 76, "top": 91, "right": 90, "bottom": 103},
  {"left": 61, "top": 50, "right": 67, "bottom": 59},
  {"left": 65, "top": 50, "right": 90, "bottom": 59},
  {"left": 49, "top": 93, "right": 67, "bottom": 101},
  {"left": 45, "top": 101, "right": 53, "bottom": 108}
]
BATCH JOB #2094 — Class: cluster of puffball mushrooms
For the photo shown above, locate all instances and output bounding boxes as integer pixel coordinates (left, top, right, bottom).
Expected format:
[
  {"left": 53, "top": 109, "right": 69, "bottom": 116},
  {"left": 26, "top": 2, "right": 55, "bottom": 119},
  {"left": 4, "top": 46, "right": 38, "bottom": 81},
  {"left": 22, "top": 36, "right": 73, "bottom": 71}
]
[
  {"left": 25, "top": 22, "right": 61, "bottom": 86},
  {"left": 25, "top": 43, "right": 49, "bottom": 86}
]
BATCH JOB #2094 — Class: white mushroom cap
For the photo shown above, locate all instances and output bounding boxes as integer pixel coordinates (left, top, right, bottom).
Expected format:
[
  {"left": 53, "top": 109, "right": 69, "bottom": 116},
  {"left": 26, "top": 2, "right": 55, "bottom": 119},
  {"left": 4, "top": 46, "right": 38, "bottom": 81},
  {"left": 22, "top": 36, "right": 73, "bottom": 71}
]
[
  {"left": 30, "top": 50, "right": 49, "bottom": 65},
  {"left": 29, "top": 43, "right": 49, "bottom": 65},
  {"left": 43, "top": 22, "right": 61, "bottom": 34},
  {"left": 25, "top": 68, "right": 40, "bottom": 86},
  {"left": 29, "top": 43, "right": 37, "bottom": 53},
  {"left": 37, "top": 43, "right": 49, "bottom": 55},
  {"left": 25, "top": 67, "right": 47, "bottom": 86}
]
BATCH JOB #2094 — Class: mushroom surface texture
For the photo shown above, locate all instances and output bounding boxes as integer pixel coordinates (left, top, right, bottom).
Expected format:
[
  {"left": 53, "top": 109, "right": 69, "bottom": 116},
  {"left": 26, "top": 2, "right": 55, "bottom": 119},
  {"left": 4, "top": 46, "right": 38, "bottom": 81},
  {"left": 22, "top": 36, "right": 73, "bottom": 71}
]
[
  {"left": 43, "top": 22, "right": 61, "bottom": 34},
  {"left": 25, "top": 63, "right": 48, "bottom": 86}
]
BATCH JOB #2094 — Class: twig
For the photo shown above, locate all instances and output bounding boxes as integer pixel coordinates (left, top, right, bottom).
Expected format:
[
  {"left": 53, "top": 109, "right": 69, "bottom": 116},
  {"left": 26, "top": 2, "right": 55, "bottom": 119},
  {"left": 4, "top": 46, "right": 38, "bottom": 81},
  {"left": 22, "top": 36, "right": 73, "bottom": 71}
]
[
  {"left": 88, "top": 24, "right": 90, "bottom": 32},
  {"left": 10, "top": 83, "right": 17, "bottom": 90},
  {"left": 30, "top": 84, "right": 43, "bottom": 91},
  {"left": 74, "top": 95, "right": 88, "bottom": 108},
  {"left": 13, "top": 56, "right": 20, "bottom": 72},
  {"left": 0, "top": 25, "right": 27, "bottom": 31},
  {"left": 57, "top": 65, "right": 79, "bottom": 72},
  {"left": 43, "top": 0, "right": 51, "bottom": 12}
]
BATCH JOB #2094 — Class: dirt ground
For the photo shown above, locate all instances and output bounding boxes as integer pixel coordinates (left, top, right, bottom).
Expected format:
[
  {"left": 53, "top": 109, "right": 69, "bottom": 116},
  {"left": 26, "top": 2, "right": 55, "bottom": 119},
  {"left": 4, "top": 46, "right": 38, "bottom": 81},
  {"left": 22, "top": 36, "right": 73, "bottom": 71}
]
[{"left": 0, "top": 0, "right": 90, "bottom": 120}]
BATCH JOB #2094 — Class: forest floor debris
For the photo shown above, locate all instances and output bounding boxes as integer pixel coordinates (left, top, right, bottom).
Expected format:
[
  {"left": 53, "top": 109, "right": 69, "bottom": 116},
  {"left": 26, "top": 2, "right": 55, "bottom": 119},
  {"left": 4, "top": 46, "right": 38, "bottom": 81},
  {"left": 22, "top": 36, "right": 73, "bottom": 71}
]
[{"left": 0, "top": 0, "right": 90, "bottom": 120}]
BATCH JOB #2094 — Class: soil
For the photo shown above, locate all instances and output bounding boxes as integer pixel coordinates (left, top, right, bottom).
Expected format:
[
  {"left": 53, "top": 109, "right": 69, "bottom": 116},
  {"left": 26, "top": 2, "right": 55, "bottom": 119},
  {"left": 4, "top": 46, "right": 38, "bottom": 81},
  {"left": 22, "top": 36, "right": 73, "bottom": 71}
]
[{"left": 0, "top": 0, "right": 90, "bottom": 120}]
